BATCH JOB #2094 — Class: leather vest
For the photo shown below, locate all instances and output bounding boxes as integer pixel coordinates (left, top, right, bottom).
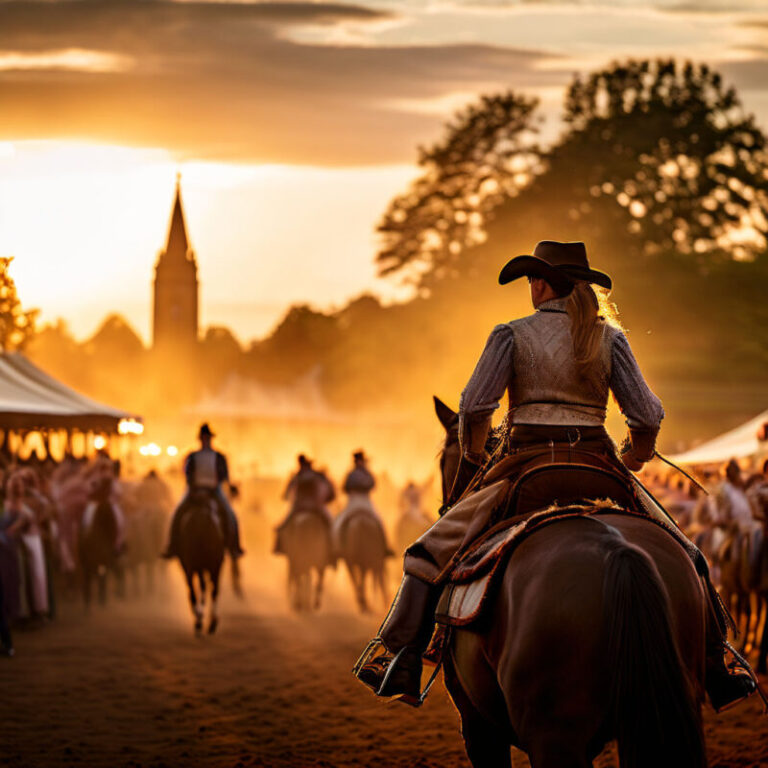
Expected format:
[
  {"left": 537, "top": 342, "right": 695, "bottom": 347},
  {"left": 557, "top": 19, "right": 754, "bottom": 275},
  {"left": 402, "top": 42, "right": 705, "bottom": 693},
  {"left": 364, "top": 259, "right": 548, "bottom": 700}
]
[
  {"left": 190, "top": 450, "right": 219, "bottom": 489},
  {"left": 509, "top": 307, "right": 617, "bottom": 427}
]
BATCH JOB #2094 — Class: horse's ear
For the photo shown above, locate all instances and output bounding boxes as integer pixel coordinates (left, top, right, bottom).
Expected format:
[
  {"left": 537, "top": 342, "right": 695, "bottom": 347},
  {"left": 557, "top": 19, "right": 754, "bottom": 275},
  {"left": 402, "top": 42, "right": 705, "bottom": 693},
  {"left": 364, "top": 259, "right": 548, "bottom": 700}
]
[{"left": 433, "top": 396, "right": 458, "bottom": 431}]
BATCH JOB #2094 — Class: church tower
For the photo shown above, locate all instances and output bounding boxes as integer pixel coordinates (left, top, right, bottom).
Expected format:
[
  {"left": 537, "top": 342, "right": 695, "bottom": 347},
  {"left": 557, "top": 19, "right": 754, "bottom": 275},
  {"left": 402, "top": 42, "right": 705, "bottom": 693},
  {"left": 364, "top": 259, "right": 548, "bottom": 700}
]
[{"left": 152, "top": 176, "right": 199, "bottom": 354}]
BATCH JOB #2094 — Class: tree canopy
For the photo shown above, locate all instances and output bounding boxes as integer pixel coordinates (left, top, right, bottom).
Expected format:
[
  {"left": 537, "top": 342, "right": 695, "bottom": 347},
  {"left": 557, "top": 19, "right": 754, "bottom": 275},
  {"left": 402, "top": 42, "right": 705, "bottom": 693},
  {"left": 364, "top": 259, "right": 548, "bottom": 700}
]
[
  {"left": 376, "top": 92, "right": 543, "bottom": 287},
  {"left": 377, "top": 59, "right": 768, "bottom": 288},
  {"left": 0, "top": 257, "right": 38, "bottom": 352}
]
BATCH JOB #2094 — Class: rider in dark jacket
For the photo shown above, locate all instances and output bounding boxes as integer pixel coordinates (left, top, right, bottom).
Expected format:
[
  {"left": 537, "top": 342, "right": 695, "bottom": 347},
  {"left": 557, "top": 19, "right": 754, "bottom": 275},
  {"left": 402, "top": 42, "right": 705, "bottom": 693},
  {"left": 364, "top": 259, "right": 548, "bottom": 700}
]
[
  {"left": 274, "top": 455, "right": 334, "bottom": 554},
  {"left": 162, "top": 423, "right": 244, "bottom": 559}
]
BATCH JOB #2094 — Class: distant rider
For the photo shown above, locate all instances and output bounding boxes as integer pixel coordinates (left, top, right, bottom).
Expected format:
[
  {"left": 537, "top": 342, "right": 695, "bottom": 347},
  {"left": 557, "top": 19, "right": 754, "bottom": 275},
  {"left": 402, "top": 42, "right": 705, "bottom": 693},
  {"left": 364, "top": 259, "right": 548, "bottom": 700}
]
[
  {"left": 333, "top": 451, "right": 391, "bottom": 555},
  {"left": 274, "top": 454, "right": 334, "bottom": 554},
  {"left": 162, "top": 423, "right": 244, "bottom": 559}
]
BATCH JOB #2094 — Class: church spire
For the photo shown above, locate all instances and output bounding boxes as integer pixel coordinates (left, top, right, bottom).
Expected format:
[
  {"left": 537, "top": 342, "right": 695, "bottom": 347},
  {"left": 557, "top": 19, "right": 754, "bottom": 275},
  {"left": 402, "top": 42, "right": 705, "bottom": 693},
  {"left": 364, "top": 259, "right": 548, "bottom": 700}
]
[
  {"left": 152, "top": 173, "right": 199, "bottom": 352},
  {"left": 164, "top": 173, "right": 190, "bottom": 260}
]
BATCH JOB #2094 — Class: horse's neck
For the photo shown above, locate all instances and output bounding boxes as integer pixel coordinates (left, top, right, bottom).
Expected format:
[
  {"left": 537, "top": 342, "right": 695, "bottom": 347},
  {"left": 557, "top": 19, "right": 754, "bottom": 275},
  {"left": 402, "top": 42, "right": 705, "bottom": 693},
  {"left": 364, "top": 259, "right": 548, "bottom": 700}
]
[{"left": 94, "top": 501, "right": 115, "bottom": 529}]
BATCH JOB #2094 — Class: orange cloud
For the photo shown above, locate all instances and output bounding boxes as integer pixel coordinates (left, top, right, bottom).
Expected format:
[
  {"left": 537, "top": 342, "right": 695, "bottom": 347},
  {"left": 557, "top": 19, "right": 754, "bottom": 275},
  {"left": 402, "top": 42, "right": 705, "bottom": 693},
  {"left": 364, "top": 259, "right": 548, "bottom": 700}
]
[{"left": 0, "top": 0, "right": 564, "bottom": 164}]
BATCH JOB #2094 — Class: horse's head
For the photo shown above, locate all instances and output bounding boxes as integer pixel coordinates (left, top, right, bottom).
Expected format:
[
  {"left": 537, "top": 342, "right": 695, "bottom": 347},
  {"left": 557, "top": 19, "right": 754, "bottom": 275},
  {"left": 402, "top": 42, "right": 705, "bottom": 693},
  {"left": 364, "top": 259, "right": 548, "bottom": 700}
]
[
  {"left": 435, "top": 396, "right": 508, "bottom": 507},
  {"left": 434, "top": 396, "right": 460, "bottom": 506}
]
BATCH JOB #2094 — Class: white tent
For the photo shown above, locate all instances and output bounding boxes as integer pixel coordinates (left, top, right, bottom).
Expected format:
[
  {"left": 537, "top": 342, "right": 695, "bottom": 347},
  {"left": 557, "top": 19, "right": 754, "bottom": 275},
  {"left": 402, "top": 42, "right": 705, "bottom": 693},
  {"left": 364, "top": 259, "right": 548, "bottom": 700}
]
[
  {"left": 669, "top": 409, "right": 768, "bottom": 465},
  {"left": 0, "top": 353, "right": 136, "bottom": 432}
]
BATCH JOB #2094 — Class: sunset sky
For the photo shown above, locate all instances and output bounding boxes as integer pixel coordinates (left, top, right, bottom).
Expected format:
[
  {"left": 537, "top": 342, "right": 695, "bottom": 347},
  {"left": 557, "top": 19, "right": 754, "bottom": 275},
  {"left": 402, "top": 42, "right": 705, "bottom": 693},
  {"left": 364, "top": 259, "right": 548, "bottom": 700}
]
[{"left": 1, "top": 0, "right": 768, "bottom": 343}]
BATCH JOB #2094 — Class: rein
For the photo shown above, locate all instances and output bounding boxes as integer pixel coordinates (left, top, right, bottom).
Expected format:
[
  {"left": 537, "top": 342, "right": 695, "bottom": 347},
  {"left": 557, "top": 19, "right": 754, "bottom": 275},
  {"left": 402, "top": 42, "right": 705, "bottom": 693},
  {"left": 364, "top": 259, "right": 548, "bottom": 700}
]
[{"left": 653, "top": 451, "right": 710, "bottom": 495}]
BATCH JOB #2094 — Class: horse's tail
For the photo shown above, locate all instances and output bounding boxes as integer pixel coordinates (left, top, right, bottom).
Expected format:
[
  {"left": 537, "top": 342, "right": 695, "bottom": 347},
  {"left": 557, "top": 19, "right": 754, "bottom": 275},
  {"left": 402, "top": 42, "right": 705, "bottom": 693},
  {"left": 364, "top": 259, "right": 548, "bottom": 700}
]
[{"left": 603, "top": 536, "right": 706, "bottom": 768}]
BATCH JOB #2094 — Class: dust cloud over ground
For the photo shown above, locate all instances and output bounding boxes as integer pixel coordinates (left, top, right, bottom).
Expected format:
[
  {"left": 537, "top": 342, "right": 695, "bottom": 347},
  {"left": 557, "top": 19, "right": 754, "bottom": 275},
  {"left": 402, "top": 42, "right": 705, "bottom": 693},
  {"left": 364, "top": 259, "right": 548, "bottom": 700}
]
[{"left": 3, "top": 526, "right": 767, "bottom": 768}]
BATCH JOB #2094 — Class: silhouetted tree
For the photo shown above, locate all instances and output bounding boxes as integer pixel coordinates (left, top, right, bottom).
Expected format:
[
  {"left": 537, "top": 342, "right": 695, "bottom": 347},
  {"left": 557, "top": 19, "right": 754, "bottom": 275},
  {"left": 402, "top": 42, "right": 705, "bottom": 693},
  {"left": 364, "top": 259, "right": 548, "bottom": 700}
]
[
  {"left": 0, "top": 257, "right": 38, "bottom": 352},
  {"left": 85, "top": 314, "right": 145, "bottom": 363},
  {"left": 559, "top": 59, "right": 768, "bottom": 265},
  {"left": 246, "top": 305, "right": 340, "bottom": 385},
  {"left": 198, "top": 326, "right": 243, "bottom": 389},
  {"left": 26, "top": 319, "right": 86, "bottom": 386},
  {"left": 376, "top": 92, "right": 543, "bottom": 287}
]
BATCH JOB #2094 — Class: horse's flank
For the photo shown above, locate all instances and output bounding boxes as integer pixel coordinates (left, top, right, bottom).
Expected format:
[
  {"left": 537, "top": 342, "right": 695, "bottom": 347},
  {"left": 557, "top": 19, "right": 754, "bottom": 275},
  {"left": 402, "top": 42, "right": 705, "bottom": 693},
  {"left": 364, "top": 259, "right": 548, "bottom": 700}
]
[{"left": 446, "top": 512, "right": 706, "bottom": 767}]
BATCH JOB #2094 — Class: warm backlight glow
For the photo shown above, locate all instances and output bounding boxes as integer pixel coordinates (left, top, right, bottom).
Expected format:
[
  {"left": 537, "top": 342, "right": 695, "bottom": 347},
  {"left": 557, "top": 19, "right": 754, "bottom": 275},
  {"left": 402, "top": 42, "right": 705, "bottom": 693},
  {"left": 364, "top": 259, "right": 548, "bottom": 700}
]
[
  {"left": 0, "top": 142, "right": 415, "bottom": 342},
  {"left": 118, "top": 419, "right": 145, "bottom": 436},
  {"left": 0, "top": 49, "right": 131, "bottom": 72}
]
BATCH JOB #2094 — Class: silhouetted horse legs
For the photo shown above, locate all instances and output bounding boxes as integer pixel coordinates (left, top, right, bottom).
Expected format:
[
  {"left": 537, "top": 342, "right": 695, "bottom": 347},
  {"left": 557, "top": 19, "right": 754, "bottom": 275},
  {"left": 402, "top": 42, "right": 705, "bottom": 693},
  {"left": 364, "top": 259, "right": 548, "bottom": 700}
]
[
  {"left": 183, "top": 567, "right": 220, "bottom": 634},
  {"left": 208, "top": 570, "right": 220, "bottom": 635},
  {"left": 758, "top": 593, "right": 768, "bottom": 675},
  {"left": 185, "top": 570, "right": 204, "bottom": 635},
  {"left": 114, "top": 564, "right": 126, "bottom": 601},
  {"left": 288, "top": 565, "right": 302, "bottom": 611},
  {"left": 97, "top": 567, "right": 108, "bottom": 605},
  {"left": 230, "top": 557, "right": 243, "bottom": 599},
  {"left": 83, "top": 567, "right": 92, "bottom": 610},
  {"left": 346, "top": 563, "right": 368, "bottom": 613},
  {"left": 314, "top": 566, "right": 325, "bottom": 611},
  {"left": 374, "top": 567, "right": 389, "bottom": 609}
]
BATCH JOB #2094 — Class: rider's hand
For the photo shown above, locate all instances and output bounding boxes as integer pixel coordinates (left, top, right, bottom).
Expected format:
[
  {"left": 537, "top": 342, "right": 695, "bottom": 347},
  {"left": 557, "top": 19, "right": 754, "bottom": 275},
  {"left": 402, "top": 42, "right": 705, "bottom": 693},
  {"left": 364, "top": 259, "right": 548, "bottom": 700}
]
[
  {"left": 619, "top": 434, "right": 645, "bottom": 472},
  {"left": 620, "top": 449, "right": 645, "bottom": 472}
]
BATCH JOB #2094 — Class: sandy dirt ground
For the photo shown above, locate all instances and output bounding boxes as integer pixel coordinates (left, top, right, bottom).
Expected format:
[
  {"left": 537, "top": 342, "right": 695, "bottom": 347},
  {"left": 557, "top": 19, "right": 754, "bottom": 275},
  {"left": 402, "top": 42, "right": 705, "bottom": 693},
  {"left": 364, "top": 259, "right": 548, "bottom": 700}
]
[{"left": 2, "top": 550, "right": 767, "bottom": 768}]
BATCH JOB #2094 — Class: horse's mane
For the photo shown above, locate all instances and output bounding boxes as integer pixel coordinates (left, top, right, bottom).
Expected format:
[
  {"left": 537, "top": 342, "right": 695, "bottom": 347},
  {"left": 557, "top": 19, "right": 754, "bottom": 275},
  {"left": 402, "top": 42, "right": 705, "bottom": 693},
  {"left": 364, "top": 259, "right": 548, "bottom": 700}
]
[
  {"left": 484, "top": 413, "right": 512, "bottom": 470},
  {"left": 440, "top": 413, "right": 510, "bottom": 458}
]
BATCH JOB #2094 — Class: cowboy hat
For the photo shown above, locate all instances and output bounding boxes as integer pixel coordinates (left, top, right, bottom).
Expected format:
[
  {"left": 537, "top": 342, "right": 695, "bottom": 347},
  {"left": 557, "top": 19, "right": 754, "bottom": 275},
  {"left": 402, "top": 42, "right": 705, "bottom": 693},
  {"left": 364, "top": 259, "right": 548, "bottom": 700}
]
[{"left": 498, "top": 241, "right": 612, "bottom": 291}]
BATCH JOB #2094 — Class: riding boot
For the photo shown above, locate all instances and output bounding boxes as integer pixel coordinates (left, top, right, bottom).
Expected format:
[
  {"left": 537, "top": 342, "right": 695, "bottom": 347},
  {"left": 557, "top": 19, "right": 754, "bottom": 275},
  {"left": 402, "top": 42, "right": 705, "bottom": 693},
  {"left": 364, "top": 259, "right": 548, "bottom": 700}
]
[
  {"left": 354, "top": 574, "right": 441, "bottom": 706},
  {"left": 228, "top": 513, "right": 245, "bottom": 559},
  {"left": 704, "top": 602, "right": 756, "bottom": 712}
]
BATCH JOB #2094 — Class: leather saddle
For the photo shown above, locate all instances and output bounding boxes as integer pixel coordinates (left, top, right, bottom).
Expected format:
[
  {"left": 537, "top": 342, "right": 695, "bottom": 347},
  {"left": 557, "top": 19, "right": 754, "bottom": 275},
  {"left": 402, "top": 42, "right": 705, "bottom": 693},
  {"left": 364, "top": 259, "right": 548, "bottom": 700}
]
[
  {"left": 436, "top": 458, "right": 640, "bottom": 627},
  {"left": 506, "top": 460, "right": 637, "bottom": 519}
]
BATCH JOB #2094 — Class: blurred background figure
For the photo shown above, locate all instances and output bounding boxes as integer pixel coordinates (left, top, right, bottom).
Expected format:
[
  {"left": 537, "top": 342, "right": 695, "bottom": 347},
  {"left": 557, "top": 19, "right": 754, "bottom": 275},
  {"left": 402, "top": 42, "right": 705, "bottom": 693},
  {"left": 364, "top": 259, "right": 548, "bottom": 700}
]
[
  {"left": 4, "top": 472, "right": 48, "bottom": 623},
  {"left": 332, "top": 451, "right": 387, "bottom": 554},
  {"left": 275, "top": 454, "right": 335, "bottom": 612},
  {"left": 335, "top": 451, "right": 392, "bottom": 613},
  {"left": 275, "top": 454, "right": 335, "bottom": 551},
  {"left": 395, "top": 480, "right": 434, "bottom": 556}
]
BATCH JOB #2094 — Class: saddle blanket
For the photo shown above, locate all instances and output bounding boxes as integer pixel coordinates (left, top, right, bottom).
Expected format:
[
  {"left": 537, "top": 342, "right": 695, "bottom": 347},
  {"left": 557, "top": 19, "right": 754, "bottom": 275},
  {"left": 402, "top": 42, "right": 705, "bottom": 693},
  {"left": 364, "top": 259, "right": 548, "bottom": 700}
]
[{"left": 435, "top": 501, "right": 628, "bottom": 627}]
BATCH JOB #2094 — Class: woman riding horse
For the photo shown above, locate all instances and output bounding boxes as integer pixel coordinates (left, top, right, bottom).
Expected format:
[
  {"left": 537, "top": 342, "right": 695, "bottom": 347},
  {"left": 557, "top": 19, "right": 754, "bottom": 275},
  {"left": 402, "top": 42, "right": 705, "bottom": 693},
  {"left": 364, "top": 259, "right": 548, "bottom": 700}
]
[{"left": 355, "top": 240, "right": 756, "bottom": 713}]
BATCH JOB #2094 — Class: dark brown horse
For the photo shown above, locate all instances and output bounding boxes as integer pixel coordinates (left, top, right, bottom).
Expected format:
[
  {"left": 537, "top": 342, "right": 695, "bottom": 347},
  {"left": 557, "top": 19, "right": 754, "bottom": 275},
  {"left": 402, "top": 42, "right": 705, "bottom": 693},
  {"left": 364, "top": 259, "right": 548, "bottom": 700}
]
[
  {"left": 339, "top": 513, "right": 390, "bottom": 613},
  {"left": 282, "top": 512, "right": 331, "bottom": 612},
  {"left": 177, "top": 490, "right": 224, "bottom": 635},
  {"left": 434, "top": 400, "right": 708, "bottom": 768},
  {"left": 79, "top": 499, "right": 123, "bottom": 607}
]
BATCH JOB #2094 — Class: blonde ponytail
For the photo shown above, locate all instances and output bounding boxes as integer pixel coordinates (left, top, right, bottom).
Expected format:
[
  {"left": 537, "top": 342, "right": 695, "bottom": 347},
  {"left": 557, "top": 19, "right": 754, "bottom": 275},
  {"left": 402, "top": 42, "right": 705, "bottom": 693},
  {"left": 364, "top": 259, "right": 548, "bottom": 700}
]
[{"left": 565, "top": 281, "right": 623, "bottom": 385}]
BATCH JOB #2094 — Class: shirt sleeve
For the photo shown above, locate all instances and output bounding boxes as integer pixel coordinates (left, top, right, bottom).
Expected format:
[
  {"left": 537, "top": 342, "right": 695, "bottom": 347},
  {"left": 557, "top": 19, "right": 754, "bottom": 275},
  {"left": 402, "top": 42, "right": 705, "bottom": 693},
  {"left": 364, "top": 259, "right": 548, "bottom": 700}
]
[
  {"left": 609, "top": 332, "right": 665, "bottom": 430},
  {"left": 458, "top": 324, "right": 515, "bottom": 424},
  {"left": 217, "top": 452, "right": 230, "bottom": 484},
  {"left": 184, "top": 453, "right": 195, "bottom": 487}
]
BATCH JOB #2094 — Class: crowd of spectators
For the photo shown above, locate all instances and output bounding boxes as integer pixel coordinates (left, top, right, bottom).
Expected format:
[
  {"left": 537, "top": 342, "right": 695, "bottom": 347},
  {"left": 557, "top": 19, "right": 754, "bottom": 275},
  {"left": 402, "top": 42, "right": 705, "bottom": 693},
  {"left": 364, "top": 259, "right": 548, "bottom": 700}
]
[{"left": 0, "top": 452, "right": 173, "bottom": 658}]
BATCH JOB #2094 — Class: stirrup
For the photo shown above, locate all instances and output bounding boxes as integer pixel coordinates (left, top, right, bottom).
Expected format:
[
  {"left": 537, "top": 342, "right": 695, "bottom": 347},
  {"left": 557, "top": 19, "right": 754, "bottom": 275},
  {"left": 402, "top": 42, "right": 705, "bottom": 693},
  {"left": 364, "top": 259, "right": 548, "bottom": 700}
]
[
  {"left": 352, "top": 638, "right": 442, "bottom": 708},
  {"left": 722, "top": 641, "right": 768, "bottom": 714}
]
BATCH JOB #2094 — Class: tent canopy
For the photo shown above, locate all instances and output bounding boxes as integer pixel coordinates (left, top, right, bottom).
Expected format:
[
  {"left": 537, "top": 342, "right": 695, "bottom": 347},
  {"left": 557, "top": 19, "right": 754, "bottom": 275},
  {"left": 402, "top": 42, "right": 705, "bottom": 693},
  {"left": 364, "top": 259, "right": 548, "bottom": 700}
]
[
  {"left": 669, "top": 409, "right": 768, "bottom": 465},
  {"left": 0, "top": 353, "right": 137, "bottom": 432}
]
